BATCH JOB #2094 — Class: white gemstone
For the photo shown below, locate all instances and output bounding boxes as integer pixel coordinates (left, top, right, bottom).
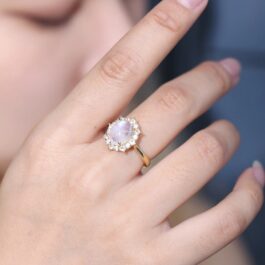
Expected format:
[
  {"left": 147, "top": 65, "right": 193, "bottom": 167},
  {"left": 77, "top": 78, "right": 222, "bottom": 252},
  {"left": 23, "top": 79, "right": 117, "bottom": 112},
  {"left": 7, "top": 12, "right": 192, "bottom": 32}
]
[
  {"left": 135, "top": 129, "right": 140, "bottom": 135},
  {"left": 105, "top": 117, "right": 142, "bottom": 152},
  {"left": 130, "top": 139, "right": 136, "bottom": 145},
  {"left": 108, "top": 119, "right": 134, "bottom": 144},
  {"left": 105, "top": 137, "right": 111, "bottom": 144},
  {"left": 119, "top": 146, "right": 126, "bottom": 152}
]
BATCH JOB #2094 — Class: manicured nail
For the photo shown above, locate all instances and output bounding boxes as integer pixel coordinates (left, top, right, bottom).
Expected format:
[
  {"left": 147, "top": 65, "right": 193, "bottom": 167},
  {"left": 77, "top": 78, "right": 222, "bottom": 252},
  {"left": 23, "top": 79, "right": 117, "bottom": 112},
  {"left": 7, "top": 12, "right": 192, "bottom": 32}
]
[
  {"left": 178, "top": 0, "right": 206, "bottom": 9},
  {"left": 219, "top": 58, "right": 241, "bottom": 85},
  {"left": 252, "top": 160, "right": 265, "bottom": 187}
]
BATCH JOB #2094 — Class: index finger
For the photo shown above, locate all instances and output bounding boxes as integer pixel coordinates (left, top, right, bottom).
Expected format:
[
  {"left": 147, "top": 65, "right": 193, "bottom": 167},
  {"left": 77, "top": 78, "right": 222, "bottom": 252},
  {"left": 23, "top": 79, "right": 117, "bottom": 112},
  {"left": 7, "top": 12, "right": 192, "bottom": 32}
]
[{"left": 45, "top": 0, "right": 209, "bottom": 144}]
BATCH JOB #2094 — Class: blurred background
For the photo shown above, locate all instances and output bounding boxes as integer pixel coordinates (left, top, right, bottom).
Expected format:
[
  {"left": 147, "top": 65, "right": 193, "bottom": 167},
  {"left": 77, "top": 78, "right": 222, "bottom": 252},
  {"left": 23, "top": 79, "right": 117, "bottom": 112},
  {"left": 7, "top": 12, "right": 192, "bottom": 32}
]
[{"left": 138, "top": 0, "right": 265, "bottom": 264}]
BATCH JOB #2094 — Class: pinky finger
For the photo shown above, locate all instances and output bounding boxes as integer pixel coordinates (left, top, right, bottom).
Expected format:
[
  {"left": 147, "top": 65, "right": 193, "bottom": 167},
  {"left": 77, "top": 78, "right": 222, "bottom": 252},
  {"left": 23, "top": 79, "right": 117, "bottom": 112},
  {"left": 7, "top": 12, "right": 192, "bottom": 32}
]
[{"left": 157, "top": 164, "right": 264, "bottom": 265}]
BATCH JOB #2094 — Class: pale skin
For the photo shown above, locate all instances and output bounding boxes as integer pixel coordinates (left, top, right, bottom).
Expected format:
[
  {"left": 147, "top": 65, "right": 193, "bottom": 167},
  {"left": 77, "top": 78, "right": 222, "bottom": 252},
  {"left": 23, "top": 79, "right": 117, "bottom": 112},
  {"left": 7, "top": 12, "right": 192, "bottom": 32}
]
[{"left": 0, "top": 0, "right": 264, "bottom": 264}]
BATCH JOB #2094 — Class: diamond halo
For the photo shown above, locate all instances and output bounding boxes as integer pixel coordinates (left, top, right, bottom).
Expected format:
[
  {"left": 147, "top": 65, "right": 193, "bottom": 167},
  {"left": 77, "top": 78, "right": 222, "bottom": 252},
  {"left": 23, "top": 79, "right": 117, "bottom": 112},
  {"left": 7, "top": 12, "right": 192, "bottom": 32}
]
[{"left": 104, "top": 117, "right": 141, "bottom": 152}]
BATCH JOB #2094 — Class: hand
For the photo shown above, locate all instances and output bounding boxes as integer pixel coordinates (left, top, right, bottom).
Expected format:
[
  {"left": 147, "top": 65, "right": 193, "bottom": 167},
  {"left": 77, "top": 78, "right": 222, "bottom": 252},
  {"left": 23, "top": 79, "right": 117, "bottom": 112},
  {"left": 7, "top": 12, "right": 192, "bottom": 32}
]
[{"left": 0, "top": 0, "right": 263, "bottom": 264}]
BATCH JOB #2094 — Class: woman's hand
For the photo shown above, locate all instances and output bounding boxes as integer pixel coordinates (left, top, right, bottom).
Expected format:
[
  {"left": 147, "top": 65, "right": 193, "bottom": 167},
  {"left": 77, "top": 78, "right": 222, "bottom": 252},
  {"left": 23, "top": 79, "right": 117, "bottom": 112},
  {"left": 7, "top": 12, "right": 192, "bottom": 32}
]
[{"left": 0, "top": 0, "right": 263, "bottom": 264}]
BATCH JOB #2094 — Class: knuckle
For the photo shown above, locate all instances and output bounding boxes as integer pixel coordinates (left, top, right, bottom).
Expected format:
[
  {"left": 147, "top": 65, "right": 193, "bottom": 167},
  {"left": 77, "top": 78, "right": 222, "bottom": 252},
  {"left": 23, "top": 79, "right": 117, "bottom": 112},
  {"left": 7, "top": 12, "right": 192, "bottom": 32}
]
[
  {"left": 157, "top": 84, "right": 191, "bottom": 113},
  {"left": 99, "top": 49, "right": 141, "bottom": 84},
  {"left": 21, "top": 136, "right": 55, "bottom": 177},
  {"left": 25, "top": 133, "right": 52, "bottom": 158},
  {"left": 68, "top": 163, "right": 107, "bottom": 202},
  {"left": 150, "top": 7, "right": 181, "bottom": 33},
  {"left": 24, "top": 128, "right": 62, "bottom": 163},
  {"left": 201, "top": 61, "right": 231, "bottom": 92},
  {"left": 86, "top": 177, "right": 107, "bottom": 202},
  {"left": 194, "top": 130, "right": 226, "bottom": 166},
  {"left": 67, "top": 152, "right": 118, "bottom": 202}
]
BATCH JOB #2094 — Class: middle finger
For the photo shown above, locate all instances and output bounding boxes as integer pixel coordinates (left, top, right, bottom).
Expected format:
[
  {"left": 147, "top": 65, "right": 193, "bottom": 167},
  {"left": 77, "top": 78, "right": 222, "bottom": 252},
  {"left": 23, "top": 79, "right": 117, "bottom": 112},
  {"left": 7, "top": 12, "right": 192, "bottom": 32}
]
[
  {"left": 45, "top": 0, "right": 209, "bottom": 144},
  {"left": 128, "top": 59, "right": 239, "bottom": 162}
]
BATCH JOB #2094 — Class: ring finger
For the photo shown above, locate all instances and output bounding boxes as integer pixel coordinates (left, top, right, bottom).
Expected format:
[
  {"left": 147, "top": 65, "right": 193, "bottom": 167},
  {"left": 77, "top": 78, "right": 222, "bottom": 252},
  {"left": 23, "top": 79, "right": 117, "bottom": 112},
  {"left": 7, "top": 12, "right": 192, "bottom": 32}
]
[{"left": 94, "top": 58, "right": 241, "bottom": 184}]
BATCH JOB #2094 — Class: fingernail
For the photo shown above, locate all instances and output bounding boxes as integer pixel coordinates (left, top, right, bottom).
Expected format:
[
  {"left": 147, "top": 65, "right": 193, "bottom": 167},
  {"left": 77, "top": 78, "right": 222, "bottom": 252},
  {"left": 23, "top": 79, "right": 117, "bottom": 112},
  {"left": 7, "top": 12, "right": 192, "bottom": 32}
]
[
  {"left": 252, "top": 160, "right": 265, "bottom": 187},
  {"left": 219, "top": 58, "right": 242, "bottom": 85},
  {"left": 178, "top": 0, "right": 206, "bottom": 9}
]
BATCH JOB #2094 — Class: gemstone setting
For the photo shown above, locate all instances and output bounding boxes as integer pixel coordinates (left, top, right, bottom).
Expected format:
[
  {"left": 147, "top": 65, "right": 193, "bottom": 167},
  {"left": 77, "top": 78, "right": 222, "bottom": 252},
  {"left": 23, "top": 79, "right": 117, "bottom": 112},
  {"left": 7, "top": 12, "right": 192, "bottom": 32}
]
[{"left": 104, "top": 117, "right": 141, "bottom": 152}]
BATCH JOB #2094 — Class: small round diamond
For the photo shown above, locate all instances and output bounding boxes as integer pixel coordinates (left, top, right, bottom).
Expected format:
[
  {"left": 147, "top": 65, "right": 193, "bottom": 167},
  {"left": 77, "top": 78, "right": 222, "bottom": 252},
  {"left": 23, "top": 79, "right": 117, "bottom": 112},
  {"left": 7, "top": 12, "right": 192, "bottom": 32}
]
[
  {"left": 119, "top": 146, "right": 126, "bottom": 152},
  {"left": 129, "top": 139, "right": 136, "bottom": 145}
]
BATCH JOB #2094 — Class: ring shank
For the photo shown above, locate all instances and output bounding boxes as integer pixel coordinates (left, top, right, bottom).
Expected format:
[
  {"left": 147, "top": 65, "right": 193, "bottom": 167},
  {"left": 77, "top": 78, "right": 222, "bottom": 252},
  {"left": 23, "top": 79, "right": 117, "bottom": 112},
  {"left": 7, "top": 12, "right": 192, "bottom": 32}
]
[{"left": 133, "top": 144, "right": 151, "bottom": 167}]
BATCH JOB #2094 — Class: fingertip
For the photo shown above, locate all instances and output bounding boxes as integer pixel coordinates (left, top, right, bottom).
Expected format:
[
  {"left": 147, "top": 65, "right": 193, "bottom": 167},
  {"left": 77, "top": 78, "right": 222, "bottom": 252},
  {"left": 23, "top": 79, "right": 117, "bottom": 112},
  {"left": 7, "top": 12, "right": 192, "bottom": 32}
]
[
  {"left": 252, "top": 160, "right": 265, "bottom": 188},
  {"left": 177, "top": 0, "right": 208, "bottom": 10},
  {"left": 236, "top": 162, "right": 265, "bottom": 189},
  {"left": 235, "top": 166, "right": 264, "bottom": 197},
  {"left": 208, "top": 119, "right": 241, "bottom": 149},
  {"left": 233, "top": 167, "right": 264, "bottom": 215},
  {"left": 219, "top": 58, "right": 241, "bottom": 86},
  {"left": 210, "top": 119, "right": 239, "bottom": 135}
]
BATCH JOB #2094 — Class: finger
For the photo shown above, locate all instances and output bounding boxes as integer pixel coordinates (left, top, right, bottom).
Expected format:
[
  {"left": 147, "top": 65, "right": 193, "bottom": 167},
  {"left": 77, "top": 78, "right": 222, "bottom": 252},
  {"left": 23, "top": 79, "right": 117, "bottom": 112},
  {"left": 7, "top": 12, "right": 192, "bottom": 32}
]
[
  {"left": 156, "top": 167, "right": 264, "bottom": 265},
  {"left": 128, "top": 59, "right": 239, "bottom": 163},
  {"left": 41, "top": 0, "right": 208, "bottom": 144},
  {"left": 92, "top": 59, "right": 240, "bottom": 185},
  {"left": 129, "top": 120, "right": 240, "bottom": 226}
]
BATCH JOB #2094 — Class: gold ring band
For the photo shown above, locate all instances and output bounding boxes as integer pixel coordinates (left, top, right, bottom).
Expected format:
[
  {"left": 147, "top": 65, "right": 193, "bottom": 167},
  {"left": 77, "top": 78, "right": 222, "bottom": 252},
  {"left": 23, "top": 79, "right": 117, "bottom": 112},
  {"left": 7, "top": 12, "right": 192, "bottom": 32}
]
[{"left": 134, "top": 144, "right": 151, "bottom": 167}]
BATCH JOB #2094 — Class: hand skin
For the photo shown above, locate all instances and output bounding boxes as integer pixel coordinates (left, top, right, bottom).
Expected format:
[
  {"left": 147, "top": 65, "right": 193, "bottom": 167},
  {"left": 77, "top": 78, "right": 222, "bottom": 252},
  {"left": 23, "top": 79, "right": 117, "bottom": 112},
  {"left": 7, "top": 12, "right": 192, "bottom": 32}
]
[
  {"left": 0, "top": 0, "right": 144, "bottom": 174},
  {"left": 0, "top": 0, "right": 264, "bottom": 265}
]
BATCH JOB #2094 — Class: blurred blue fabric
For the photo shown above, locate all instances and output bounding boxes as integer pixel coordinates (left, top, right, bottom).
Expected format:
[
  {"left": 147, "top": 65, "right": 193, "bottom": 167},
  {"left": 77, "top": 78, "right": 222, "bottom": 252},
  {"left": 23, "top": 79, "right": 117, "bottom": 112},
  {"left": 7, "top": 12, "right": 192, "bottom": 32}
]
[{"left": 148, "top": 0, "right": 265, "bottom": 264}]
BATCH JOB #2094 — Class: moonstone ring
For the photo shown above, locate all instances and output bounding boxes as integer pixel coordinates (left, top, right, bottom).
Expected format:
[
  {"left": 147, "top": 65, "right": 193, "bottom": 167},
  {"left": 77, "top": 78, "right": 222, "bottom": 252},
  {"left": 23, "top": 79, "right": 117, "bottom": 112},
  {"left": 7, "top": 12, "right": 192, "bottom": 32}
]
[{"left": 104, "top": 117, "right": 151, "bottom": 167}]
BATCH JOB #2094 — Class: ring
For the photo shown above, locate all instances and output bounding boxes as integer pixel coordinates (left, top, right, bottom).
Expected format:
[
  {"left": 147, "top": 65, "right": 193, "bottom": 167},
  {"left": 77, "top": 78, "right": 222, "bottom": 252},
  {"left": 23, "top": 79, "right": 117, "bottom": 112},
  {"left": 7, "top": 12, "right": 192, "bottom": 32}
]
[{"left": 104, "top": 116, "right": 151, "bottom": 167}]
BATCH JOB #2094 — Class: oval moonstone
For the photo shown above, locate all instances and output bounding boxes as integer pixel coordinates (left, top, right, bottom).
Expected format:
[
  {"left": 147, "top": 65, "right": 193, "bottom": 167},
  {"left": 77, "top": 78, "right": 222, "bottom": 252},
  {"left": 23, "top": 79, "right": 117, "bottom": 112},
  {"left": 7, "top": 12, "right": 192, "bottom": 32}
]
[{"left": 108, "top": 120, "right": 133, "bottom": 144}]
